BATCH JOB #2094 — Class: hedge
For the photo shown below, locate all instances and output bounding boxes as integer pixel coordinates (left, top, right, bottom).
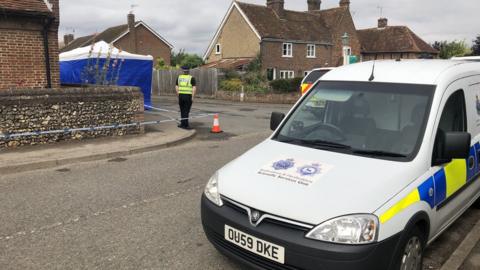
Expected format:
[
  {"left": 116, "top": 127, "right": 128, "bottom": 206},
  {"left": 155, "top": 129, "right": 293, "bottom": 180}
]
[{"left": 269, "top": 77, "right": 303, "bottom": 93}]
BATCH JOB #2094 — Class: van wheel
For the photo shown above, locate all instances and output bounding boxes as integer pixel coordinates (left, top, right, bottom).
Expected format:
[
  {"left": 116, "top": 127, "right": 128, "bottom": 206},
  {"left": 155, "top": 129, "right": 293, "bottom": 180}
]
[{"left": 393, "top": 226, "right": 425, "bottom": 270}]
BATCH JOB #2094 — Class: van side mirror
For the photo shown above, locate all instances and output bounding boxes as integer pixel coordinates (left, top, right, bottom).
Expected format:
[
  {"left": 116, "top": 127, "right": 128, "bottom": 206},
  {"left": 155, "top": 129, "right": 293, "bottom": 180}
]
[
  {"left": 433, "top": 131, "right": 471, "bottom": 166},
  {"left": 270, "top": 112, "right": 285, "bottom": 131}
]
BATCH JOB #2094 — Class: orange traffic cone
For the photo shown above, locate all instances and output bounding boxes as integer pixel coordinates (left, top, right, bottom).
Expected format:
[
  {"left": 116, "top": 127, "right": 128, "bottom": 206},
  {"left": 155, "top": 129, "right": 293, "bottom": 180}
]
[{"left": 211, "top": 114, "right": 223, "bottom": 133}]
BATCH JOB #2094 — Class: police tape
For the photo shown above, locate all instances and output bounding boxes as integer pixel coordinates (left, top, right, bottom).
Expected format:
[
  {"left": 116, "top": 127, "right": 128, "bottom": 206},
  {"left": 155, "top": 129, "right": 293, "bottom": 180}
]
[
  {"left": 0, "top": 114, "right": 216, "bottom": 140},
  {"left": 144, "top": 104, "right": 176, "bottom": 113}
]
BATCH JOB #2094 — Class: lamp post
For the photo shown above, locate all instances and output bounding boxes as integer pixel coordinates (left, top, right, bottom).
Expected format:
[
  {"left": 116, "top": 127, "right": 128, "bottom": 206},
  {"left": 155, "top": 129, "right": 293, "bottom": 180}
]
[{"left": 341, "top": 32, "right": 351, "bottom": 65}]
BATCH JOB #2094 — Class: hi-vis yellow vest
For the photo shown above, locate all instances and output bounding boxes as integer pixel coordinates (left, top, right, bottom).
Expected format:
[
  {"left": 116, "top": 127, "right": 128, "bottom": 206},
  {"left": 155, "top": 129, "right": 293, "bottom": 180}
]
[{"left": 178, "top": 75, "right": 193, "bottom": 95}]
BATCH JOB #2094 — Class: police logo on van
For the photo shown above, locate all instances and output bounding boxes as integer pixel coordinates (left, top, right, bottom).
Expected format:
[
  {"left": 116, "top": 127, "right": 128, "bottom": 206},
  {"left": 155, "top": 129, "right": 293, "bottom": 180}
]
[
  {"left": 298, "top": 164, "right": 321, "bottom": 176},
  {"left": 259, "top": 157, "right": 333, "bottom": 187},
  {"left": 272, "top": 159, "right": 295, "bottom": 170}
]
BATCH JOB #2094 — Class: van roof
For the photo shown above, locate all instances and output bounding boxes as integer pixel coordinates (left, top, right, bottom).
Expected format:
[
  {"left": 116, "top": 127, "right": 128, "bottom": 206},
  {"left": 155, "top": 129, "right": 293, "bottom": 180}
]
[{"left": 321, "top": 60, "right": 479, "bottom": 85}]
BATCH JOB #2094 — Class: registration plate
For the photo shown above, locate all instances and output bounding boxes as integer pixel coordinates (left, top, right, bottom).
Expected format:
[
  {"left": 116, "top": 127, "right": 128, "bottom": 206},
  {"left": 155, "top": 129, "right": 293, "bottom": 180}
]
[{"left": 224, "top": 225, "right": 285, "bottom": 264}]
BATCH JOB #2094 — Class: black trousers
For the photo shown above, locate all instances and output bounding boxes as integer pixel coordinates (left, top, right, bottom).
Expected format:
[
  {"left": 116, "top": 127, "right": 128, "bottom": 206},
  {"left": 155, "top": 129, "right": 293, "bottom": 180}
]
[{"left": 178, "top": 94, "right": 193, "bottom": 127}]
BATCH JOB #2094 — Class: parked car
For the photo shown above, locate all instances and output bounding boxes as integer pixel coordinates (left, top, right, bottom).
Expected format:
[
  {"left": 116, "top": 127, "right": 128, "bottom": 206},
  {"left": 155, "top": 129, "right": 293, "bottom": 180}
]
[
  {"left": 201, "top": 60, "right": 480, "bottom": 270},
  {"left": 300, "top": 67, "right": 334, "bottom": 95}
]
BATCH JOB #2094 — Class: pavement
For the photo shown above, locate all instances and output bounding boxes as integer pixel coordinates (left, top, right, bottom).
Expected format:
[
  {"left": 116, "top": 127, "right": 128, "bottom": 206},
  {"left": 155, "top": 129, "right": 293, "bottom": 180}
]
[
  {"left": 0, "top": 121, "right": 195, "bottom": 175},
  {"left": 1, "top": 97, "right": 480, "bottom": 269}
]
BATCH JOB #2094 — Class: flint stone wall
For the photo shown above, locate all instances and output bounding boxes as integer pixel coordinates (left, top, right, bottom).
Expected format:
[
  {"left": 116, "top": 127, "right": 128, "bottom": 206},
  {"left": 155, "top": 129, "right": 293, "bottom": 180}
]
[{"left": 0, "top": 86, "right": 144, "bottom": 149}]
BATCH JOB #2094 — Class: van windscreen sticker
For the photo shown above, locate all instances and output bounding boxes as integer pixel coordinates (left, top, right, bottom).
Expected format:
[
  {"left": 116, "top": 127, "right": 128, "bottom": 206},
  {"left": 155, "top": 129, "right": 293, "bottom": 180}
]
[{"left": 257, "top": 158, "right": 333, "bottom": 187}]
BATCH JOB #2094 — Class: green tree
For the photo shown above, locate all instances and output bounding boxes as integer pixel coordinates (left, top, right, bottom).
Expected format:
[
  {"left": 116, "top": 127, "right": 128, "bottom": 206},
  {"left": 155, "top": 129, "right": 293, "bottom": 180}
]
[
  {"left": 171, "top": 49, "right": 204, "bottom": 69},
  {"left": 472, "top": 35, "right": 480, "bottom": 56},
  {"left": 433, "top": 40, "right": 471, "bottom": 59}
]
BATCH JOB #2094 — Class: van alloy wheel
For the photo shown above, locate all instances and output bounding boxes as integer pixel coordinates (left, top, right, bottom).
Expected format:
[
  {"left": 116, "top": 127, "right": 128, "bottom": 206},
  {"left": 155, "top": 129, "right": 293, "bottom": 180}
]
[{"left": 400, "top": 236, "right": 422, "bottom": 270}]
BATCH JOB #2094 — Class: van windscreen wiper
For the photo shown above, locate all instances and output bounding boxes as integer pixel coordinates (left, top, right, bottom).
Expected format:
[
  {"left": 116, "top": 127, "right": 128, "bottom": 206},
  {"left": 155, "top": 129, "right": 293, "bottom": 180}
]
[
  {"left": 279, "top": 138, "right": 351, "bottom": 150},
  {"left": 352, "top": 149, "right": 407, "bottom": 158}
]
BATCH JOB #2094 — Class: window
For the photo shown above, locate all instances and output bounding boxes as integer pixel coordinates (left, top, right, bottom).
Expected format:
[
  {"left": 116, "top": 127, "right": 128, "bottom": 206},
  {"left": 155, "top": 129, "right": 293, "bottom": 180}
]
[
  {"left": 307, "top": 44, "right": 316, "bottom": 58},
  {"left": 215, "top": 44, "right": 221, "bottom": 54},
  {"left": 275, "top": 81, "right": 435, "bottom": 160},
  {"left": 280, "top": 70, "right": 294, "bottom": 79},
  {"left": 283, "top": 43, "right": 292, "bottom": 57},
  {"left": 266, "top": 68, "right": 276, "bottom": 81},
  {"left": 437, "top": 90, "right": 467, "bottom": 133},
  {"left": 432, "top": 90, "right": 467, "bottom": 163}
]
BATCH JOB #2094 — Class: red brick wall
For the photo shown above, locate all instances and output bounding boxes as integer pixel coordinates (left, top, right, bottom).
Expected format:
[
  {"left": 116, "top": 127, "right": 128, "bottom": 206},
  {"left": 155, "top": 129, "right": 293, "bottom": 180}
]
[
  {"left": 0, "top": 6, "right": 60, "bottom": 90},
  {"left": 261, "top": 41, "right": 333, "bottom": 78},
  {"left": 115, "top": 24, "right": 172, "bottom": 66}
]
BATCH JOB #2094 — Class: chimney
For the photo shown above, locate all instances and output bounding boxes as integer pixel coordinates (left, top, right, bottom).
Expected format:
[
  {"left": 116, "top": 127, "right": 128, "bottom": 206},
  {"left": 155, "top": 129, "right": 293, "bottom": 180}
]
[
  {"left": 307, "top": 0, "right": 321, "bottom": 11},
  {"left": 127, "top": 12, "right": 137, "bottom": 53},
  {"left": 267, "top": 0, "right": 285, "bottom": 18},
  {"left": 339, "top": 0, "right": 350, "bottom": 9},
  {"left": 64, "top": 34, "right": 74, "bottom": 46},
  {"left": 378, "top": 18, "right": 388, "bottom": 28}
]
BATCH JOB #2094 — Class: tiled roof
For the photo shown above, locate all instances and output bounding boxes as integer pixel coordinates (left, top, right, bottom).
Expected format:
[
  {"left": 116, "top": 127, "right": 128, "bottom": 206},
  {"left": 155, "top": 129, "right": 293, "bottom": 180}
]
[
  {"left": 203, "top": 58, "right": 254, "bottom": 69},
  {"left": 312, "top": 7, "right": 348, "bottom": 29},
  {"left": 60, "top": 24, "right": 131, "bottom": 53},
  {"left": 236, "top": 2, "right": 332, "bottom": 44},
  {"left": 357, "top": 26, "right": 438, "bottom": 54},
  {"left": 61, "top": 34, "right": 95, "bottom": 53},
  {"left": 0, "top": 0, "right": 51, "bottom": 14}
]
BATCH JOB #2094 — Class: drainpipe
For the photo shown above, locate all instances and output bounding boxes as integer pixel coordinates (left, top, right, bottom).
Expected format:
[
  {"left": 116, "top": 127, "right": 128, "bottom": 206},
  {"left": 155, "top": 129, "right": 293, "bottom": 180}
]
[{"left": 42, "top": 16, "right": 54, "bottom": 88}]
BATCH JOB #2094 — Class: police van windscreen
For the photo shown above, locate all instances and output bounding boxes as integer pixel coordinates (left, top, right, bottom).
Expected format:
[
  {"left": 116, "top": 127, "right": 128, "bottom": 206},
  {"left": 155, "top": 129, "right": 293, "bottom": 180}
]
[
  {"left": 275, "top": 81, "right": 435, "bottom": 161},
  {"left": 303, "top": 70, "right": 330, "bottom": 84}
]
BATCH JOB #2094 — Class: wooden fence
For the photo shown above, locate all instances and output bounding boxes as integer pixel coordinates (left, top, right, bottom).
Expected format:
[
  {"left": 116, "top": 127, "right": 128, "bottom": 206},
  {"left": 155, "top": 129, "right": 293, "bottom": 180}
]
[{"left": 152, "top": 68, "right": 218, "bottom": 97}]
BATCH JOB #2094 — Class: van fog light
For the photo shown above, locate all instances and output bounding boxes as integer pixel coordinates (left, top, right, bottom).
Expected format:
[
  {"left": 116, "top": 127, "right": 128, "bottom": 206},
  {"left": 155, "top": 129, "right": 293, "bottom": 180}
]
[
  {"left": 204, "top": 172, "right": 223, "bottom": 207},
  {"left": 306, "top": 214, "right": 378, "bottom": 244}
]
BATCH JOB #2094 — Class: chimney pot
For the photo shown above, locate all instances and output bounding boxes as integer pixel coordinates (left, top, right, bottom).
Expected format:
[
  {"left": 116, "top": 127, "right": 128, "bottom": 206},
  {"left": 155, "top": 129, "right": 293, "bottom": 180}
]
[
  {"left": 63, "top": 34, "right": 74, "bottom": 46},
  {"left": 378, "top": 17, "right": 388, "bottom": 28},
  {"left": 267, "top": 0, "right": 285, "bottom": 17},
  {"left": 307, "top": 0, "right": 321, "bottom": 11}
]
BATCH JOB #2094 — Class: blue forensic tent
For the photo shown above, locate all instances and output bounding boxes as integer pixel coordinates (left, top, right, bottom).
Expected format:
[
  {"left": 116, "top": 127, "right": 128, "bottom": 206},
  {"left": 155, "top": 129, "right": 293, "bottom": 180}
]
[{"left": 60, "top": 41, "right": 153, "bottom": 107}]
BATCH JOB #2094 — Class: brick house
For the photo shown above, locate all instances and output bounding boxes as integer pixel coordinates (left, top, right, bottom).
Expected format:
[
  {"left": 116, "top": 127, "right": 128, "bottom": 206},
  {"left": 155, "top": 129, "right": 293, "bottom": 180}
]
[
  {"left": 357, "top": 18, "right": 438, "bottom": 61},
  {"left": 203, "top": 0, "right": 360, "bottom": 80},
  {"left": 0, "top": 0, "right": 60, "bottom": 89},
  {"left": 61, "top": 13, "right": 173, "bottom": 65}
]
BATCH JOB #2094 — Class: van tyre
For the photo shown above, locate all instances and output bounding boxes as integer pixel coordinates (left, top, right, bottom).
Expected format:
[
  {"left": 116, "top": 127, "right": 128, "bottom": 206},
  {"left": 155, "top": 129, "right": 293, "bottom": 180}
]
[{"left": 393, "top": 226, "right": 426, "bottom": 270}]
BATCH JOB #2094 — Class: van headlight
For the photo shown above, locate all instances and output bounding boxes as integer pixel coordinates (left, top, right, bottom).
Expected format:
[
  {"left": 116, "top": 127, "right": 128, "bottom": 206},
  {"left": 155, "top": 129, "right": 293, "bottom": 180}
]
[
  {"left": 306, "top": 214, "right": 379, "bottom": 244},
  {"left": 204, "top": 172, "right": 223, "bottom": 207}
]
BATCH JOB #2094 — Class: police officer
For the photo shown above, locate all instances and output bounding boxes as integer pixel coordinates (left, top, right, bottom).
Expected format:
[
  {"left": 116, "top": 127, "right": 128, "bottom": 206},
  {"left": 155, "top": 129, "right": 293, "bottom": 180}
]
[{"left": 175, "top": 66, "right": 196, "bottom": 129}]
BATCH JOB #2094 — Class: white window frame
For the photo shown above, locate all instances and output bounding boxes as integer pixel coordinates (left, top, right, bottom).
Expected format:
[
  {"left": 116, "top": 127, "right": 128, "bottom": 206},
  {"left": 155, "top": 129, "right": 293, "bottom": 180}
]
[
  {"left": 280, "top": 70, "right": 294, "bottom": 79},
  {"left": 307, "top": 44, "right": 316, "bottom": 58},
  {"left": 282, "top": 43, "right": 293, "bottom": 58},
  {"left": 215, "top": 44, "right": 221, "bottom": 54}
]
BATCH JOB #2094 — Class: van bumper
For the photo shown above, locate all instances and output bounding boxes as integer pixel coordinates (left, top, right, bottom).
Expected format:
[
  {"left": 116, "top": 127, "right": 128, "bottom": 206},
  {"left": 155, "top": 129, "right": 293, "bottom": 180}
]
[{"left": 201, "top": 195, "right": 401, "bottom": 270}]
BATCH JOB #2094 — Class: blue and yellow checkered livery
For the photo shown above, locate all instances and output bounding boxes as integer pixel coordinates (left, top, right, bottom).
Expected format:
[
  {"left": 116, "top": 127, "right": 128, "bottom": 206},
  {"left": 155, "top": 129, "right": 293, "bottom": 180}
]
[{"left": 380, "top": 142, "right": 480, "bottom": 224}]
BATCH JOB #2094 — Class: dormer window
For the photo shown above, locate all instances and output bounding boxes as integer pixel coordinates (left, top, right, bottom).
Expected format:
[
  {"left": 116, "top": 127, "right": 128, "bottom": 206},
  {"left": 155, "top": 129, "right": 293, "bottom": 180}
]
[
  {"left": 282, "top": 43, "right": 292, "bottom": 57},
  {"left": 215, "top": 44, "right": 221, "bottom": 55}
]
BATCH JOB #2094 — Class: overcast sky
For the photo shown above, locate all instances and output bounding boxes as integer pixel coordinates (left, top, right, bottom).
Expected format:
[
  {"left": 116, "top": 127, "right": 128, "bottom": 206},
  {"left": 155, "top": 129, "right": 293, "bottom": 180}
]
[{"left": 59, "top": 0, "right": 479, "bottom": 55}]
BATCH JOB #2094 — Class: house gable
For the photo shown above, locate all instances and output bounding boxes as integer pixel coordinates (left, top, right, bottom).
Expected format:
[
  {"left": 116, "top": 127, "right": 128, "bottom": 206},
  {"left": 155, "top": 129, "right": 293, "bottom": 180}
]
[
  {"left": 114, "top": 23, "right": 172, "bottom": 64},
  {"left": 112, "top": 21, "right": 173, "bottom": 49},
  {"left": 203, "top": 1, "right": 261, "bottom": 62}
]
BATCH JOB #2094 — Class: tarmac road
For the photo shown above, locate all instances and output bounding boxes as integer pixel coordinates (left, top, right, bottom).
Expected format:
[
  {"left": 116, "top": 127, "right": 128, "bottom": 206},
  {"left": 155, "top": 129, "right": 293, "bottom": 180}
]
[{"left": 0, "top": 98, "right": 478, "bottom": 269}]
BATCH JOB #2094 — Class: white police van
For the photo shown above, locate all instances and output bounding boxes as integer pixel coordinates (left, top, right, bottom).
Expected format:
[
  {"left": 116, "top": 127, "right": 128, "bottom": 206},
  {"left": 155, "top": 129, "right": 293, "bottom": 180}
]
[{"left": 201, "top": 60, "right": 480, "bottom": 270}]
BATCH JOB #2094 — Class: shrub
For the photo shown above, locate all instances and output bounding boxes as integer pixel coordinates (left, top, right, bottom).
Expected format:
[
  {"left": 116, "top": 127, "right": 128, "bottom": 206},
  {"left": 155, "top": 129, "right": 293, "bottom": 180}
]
[
  {"left": 219, "top": 78, "right": 242, "bottom": 92},
  {"left": 223, "top": 69, "right": 241, "bottom": 80},
  {"left": 270, "top": 77, "right": 303, "bottom": 93}
]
